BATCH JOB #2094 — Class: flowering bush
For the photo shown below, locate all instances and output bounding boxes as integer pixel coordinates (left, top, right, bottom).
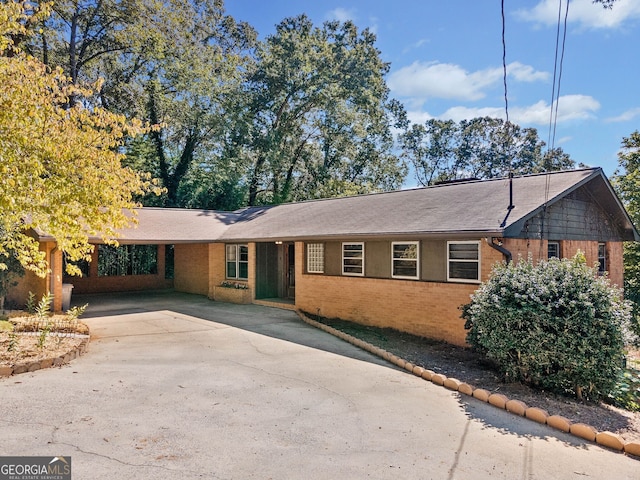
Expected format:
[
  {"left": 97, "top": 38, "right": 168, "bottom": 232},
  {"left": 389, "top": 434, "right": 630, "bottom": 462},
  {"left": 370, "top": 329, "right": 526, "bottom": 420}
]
[
  {"left": 462, "top": 253, "right": 634, "bottom": 400},
  {"left": 219, "top": 281, "right": 249, "bottom": 290}
]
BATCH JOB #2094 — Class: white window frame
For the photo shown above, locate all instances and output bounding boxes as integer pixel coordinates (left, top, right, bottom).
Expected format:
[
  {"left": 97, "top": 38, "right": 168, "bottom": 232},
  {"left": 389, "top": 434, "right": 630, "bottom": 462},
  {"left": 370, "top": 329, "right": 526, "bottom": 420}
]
[
  {"left": 306, "top": 243, "right": 325, "bottom": 274},
  {"left": 547, "top": 241, "right": 560, "bottom": 259},
  {"left": 342, "top": 242, "right": 365, "bottom": 276},
  {"left": 447, "top": 241, "right": 481, "bottom": 283},
  {"left": 598, "top": 242, "right": 607, "bottom": 274},
  {"left": 391, "top": 242, "right": 420, "bottom": 280},
  {"left": 226, "top": 244, "right": 249, "bottom": 280}
]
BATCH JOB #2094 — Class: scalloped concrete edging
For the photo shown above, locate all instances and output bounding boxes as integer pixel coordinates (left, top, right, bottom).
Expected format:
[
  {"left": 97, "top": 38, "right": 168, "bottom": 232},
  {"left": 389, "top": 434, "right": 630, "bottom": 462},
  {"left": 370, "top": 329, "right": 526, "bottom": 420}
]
[
  {"left": 0, "top": 336, "right": 90, "bottom": 378},
  {"left": 296, "top": 311, "right": 640, "bottom": 460}
]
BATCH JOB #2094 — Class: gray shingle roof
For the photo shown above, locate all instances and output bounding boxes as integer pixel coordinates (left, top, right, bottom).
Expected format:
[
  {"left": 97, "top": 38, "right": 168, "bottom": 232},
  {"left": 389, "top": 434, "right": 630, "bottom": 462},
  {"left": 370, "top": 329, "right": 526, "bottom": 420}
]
[
  {"left": 220, "top": 167, "right": 636, "bottom": 241},
  {"left": 110, "top": 208, "right": 242, "bottom": 244},
  {"left": 98, "top": 167, "right": 637, "bottom": 243}
]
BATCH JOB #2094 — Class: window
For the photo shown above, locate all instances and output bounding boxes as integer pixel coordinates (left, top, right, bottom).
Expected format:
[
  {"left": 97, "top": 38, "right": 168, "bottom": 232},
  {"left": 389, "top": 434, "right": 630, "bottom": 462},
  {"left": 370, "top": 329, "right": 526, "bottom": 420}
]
[
  {"left": 547, "top": 241, "right": 560, "bottom": 259},
  {"left": 226, "top": 244, "right": 249, "bottom": 280},
  {"left": 98, "top": 245, "right": 158, "bottom": 276},
  {"left": 342, "top": 243, "right": 364, "bottom": 276},
  {"left": 447, "top": 241, "right": 480, "bottom": 283},
  {"left": 598, "top": 242, "right": 607, "bottom": 274},
  {"left": 392, "top": 242, "right": 419, "bottom": 279},
  {"left": 307, "top": 243, "right": 324, "bottom": 273}
]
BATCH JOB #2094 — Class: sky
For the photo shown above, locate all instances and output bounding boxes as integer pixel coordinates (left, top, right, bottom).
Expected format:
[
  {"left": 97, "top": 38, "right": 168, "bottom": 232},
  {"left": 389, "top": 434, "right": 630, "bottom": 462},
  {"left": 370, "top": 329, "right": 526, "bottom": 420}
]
[{"left": 225, "top": 0, "right": 640, "bottom": 183}]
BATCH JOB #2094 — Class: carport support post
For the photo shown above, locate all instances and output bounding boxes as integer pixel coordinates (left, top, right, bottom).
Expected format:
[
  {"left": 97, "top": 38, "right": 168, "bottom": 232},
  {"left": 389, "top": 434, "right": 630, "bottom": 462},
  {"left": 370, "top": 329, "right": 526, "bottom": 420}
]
[{"left": 48, "top": 245, "right": 63, "bottom": 312}]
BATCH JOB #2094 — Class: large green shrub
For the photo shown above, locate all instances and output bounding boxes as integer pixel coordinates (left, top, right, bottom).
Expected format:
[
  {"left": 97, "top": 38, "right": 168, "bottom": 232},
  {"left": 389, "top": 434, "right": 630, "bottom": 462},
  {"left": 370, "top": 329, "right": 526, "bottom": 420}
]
[{"left": 462, "top": 253, "right": 633, "bottom": 401}]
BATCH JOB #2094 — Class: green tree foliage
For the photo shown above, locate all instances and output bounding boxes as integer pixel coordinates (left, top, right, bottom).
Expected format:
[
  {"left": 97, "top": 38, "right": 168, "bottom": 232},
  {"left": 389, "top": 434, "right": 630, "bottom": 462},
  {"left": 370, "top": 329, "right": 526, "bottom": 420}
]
[
  {"left": 239, "top": 15, "right": 407, "bottom": 205},
  {"left": 25, "top": 0, "right": 256, "bottom": 207},
  {"left": 462, "top": 254, "right": 633, "bottom": 401},
  {"left": 0, "top": 2, "right": 159, "bottom": 276},
  {"left": 612, "top": 131, "right": 640, "bottom": 338},
  {"left": 400, "top": 117, "right": 575, "bottom": 186},
  {"left": 594, "top": 0, "right": 619, "bottom": 7}
]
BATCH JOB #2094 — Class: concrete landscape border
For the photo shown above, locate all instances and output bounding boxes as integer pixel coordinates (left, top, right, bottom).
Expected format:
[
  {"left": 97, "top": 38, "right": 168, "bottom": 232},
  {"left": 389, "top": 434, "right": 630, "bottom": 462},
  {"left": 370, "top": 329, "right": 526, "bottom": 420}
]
[{"left": 296, "top": 310, "right": 640, "bottom": 459}]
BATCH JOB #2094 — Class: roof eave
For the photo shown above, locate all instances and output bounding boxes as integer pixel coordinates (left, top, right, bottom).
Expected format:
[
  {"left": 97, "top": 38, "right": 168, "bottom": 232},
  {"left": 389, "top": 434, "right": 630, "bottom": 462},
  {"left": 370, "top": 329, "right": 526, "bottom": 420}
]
[{"left": 220, "top": 229, "right": 506, "bottom": 243}]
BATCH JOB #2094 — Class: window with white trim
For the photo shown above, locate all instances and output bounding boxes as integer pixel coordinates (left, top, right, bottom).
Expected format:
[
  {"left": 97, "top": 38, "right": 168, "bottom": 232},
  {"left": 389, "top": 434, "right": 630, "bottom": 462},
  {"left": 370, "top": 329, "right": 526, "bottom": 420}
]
[
  {"left": 447, "top": 241, "right": 480, "bottom": 283},
  {"left": 226, "top": 244, "right": 249, "bottom": 280},
  {"left": 342, "top": 242, "right": 364, "bottom": 276},
  {"left": 307, "top": 243, "right": 324, "bottom": 273},
  {"left": 392, "top": 242, "right": 419, "bottom": 279},
  {"left": 547, "top": 241, "right": 560, "bottom": 259},
  {"left": 598, "top": 242, "right": 607, "bottom": 274}
]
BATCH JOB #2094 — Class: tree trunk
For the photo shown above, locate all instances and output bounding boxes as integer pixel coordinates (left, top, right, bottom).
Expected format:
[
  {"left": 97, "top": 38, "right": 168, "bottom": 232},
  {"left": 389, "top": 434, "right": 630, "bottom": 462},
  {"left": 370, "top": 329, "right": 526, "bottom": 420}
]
[{"left": 248, "top": 155, "right": 266, "bottom": 206}]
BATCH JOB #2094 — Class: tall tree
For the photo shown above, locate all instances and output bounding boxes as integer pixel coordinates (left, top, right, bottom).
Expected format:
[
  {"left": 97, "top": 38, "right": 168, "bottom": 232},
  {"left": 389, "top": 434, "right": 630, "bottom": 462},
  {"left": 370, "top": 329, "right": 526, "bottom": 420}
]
[
  {"left": 0, "top": 1, "right": 159, "bottom": 275},
  {"left": 612, "top": 131, "right": 640, "bottom": 336},
  {"left": 400, "top": 117, "right": 575, "bottom": 186},
  {"left": 25, "top": 0, "right": 256, "bottom": 206},
  {"left": 239, "top": 15, "right": 406, "bottom": 205}
]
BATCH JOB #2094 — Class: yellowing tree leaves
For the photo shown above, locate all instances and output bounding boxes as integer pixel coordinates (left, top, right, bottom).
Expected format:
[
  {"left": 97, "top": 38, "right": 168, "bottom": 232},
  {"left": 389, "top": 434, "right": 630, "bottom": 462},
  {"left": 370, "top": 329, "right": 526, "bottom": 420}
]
[{"left": 0, "top": 1, "right": 160, "bottom": 276}]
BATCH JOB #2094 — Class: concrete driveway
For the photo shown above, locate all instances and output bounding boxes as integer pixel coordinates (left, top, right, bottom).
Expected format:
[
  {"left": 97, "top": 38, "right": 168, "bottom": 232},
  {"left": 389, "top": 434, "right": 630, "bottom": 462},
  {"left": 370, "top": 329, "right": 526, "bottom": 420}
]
[{"left": 1, "top": 291, "right": 638, "bottom": 479}]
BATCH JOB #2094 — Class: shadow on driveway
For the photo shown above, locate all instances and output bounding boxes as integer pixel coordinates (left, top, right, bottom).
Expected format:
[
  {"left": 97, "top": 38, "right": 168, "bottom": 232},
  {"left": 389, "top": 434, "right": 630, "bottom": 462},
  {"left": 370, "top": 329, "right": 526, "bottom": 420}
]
[{"left": 76, "top": 290, "right": 391, "bottom": 367}]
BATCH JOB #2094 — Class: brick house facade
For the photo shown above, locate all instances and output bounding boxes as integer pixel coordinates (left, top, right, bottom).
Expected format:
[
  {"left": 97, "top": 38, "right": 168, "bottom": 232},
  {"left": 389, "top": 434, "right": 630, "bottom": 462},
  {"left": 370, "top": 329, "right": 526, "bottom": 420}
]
[{"left": 11, "top": 168, "right": 638, "bottom": 346}]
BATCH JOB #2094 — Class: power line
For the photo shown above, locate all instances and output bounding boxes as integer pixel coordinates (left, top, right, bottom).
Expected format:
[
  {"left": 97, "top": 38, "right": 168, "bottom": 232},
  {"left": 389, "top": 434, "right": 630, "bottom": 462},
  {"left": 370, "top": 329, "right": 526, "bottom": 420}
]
[
  {"left": 547, "top": 0, "right": 570, "bottom": 152},
  {"left": 551, "top": 0, "right": 570, "bottom": 151},
  {"left": 547, "top": 1, "right": 563, "bottom": 150},
  {"left": 501, "top": 0, "right": 509, "bottom": 124}
]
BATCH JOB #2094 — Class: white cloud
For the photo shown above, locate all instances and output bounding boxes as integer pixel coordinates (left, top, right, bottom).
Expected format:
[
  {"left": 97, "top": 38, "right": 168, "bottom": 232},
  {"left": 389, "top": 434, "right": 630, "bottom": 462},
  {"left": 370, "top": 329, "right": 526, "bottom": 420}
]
[
  {"left": 406, "top": 110, "right": 434, "bottom": 125},
  {"left": 508, "top": 62, "right": 550, "bottom": 82},
  {"left": 367, "top": 16, "right": 379, "bottom": 35},
  {"left": 605, "top": 107, "right": 640, "bottom": 122},
  {"left": 402, "top": 38, "right": 429, "bottom": 54},
  {"left": 326, "top": 7, "right": 356, "bottom": 23},
  {"left": 388, "top": 61, "right": 548, "bottom": 103},
  {"left": 516, "top": 0, "right": 640, "bottom": 30},
  {"left": 436, "top": 95, "right": 600, "bottom": 125},
  {"left": 389, "top": 61, "right": 500, "bottom": 101},
  {"left": 555, "top": 136, "right": 573, "bottom": 146}
]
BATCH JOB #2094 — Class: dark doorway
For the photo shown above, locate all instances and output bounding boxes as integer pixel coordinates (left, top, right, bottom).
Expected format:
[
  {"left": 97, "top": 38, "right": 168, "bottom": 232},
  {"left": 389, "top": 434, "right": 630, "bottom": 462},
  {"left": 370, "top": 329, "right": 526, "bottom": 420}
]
[
  {"left": 255, "top": 242, "right": 295, "bottom": 301},
  {"left": 255, "top": 242, "right": 279, "bottom": 299},
  {"left": 284, "top": 243, "right": 295, "bottom": 300}
]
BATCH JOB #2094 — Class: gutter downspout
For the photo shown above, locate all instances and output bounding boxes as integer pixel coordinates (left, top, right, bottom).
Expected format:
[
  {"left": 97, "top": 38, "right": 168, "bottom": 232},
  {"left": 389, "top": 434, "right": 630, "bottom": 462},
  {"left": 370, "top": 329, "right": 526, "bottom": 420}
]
[{"left": 486, "top": 237, "right": 512, "bottom": 264}]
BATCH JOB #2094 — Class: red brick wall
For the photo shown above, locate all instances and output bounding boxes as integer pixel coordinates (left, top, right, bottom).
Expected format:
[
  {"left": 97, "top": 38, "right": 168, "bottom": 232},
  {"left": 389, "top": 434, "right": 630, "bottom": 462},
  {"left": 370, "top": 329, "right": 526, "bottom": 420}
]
[
  {"left": 295, "top": 241, "right": 500, "bottom": 347},
  {"left": 7, "top": 242, "right": 61, "bottom": 310},
  {"left": 294, "top": 238, "right": 625, "bottom": 347},
  {"left": 174, "top": 243, "right": 209, "bottom": 295},
  {"left": 606, "top": 241, "right": 624, "bottom": 289},
  {"left": 503, "top": 238, "right": 624, "bottom": 287},
  {"left": 207, "top": 243, "right": 254, "bottom": 299}
]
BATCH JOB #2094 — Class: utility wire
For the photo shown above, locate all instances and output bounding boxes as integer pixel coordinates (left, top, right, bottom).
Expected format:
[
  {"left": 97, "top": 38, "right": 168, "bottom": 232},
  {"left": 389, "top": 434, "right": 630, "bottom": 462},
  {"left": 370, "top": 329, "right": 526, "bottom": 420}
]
[
  {"left": 551, "top": 0, "right": 570, "bottom": 151},
  {"left": 543, "top": 0, "right": 571, "bottom": 250},
  {"left": 547, "top": 0, "right": 570, "bottom": 152},
  {"left": 501, "top": 0, "right": 509, "bottom": 125},
  {"left": 547, "top": 1, "right": 563, "bottom": 150},
  {"left": 501, "top": 0, "right": 515, "bottom": 217}
]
